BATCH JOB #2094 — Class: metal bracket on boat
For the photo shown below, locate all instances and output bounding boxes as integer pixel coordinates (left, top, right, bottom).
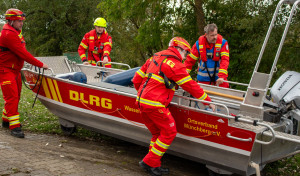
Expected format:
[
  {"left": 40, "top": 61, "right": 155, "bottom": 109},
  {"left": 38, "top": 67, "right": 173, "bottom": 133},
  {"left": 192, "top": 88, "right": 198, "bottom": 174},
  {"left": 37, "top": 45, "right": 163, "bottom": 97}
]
[
  {"left": 96, "top": 61, "right": 131, "bottom": 69},
  {"left": 226, "top": 133, "right": 252, "bottom": 142},
  {"left": 255, "top": 122, "right": 276, "bottom": 145},
  {"left": 47, "top": 68, "right": 55, "bottom": 76}
]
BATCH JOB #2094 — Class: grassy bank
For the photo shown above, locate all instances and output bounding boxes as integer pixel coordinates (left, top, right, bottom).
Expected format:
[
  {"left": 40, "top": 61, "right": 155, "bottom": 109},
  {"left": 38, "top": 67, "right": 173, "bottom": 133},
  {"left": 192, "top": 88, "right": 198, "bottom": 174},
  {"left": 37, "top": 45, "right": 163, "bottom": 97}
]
[{"left": 0, "top": 84, "right": 300, "bottom": 175}]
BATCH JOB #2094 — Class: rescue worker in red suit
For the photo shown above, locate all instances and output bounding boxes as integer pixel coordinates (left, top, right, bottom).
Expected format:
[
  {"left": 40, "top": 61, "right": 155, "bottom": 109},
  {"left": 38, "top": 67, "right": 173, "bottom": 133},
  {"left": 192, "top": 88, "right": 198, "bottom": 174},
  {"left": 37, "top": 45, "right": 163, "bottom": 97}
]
[
  {"left": 184, "top": 23, "right": 230, "bottom": 88},
  {"left": 132, "top": 37, "right": 215, "bottom": 176},
  {"left": 78, "top": 17, "right": 112, "bottom": 67},
  {"left": 0, "top": 9, "right": 48, "bottom": 138}
]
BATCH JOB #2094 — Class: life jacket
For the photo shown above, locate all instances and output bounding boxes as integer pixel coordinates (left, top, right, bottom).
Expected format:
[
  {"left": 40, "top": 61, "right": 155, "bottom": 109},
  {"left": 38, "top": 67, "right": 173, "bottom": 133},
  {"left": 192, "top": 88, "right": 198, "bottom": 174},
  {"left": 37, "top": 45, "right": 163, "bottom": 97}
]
[
  {"left": 197, "top": 34, "right": 223, "bottom": 62},
  {"left": 137, "top": 49, "right": 181, "bottom": 107}
]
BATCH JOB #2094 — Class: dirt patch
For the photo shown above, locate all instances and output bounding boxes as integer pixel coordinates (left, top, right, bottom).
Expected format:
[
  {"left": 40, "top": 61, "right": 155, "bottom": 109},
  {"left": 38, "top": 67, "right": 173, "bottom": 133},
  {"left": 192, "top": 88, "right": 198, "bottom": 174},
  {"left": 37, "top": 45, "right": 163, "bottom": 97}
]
[{"left": 0, "top": 127, "right": 208, "bottom": 176}]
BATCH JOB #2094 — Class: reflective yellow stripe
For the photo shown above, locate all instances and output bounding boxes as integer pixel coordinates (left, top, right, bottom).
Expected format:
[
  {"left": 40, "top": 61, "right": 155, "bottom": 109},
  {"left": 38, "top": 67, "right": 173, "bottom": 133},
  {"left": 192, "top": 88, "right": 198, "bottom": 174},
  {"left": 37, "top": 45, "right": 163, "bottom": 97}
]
[
  {"left": 92, "top": 51, "right": 98, "bottom": 54},
  {"left": 219, "top": 69, "right": 228, "bottom": 75},
  {"left": 104, "top": 42, "right": 112, "bottom": 47},
  {"left": 189, "top": 53, "right": 198, "bottom": 60},
  {"left": 176, "top": 75, "right": 192, "bottom": 85},
  {"left": 10, "top": 120, "right": 20, "bottom": 126},
  {"left": 186, "top": 68, "right": 191, "bottom": 73},
  {"left": 42, "top": 77, "right": 51, "bottom": 99},
  {"left": 150, "top": 141, "right": 155, "bottom": 147},
  {"left": 2, "top": 81, "right": 11, "bottom": 85},
  {"left": 156, "top": 139, "right": 169, "bottom": 149},
  {"left": 220, "top": 52, "right": 229, "bottom": 57},
  {"left": 147, "top": 73, "right": 164, "bottom": 84},
  {"left": 151, "top": 147, "right": 164, "bottom": 156},
  {"left": 8, "top": 115, "right": 19, "bottom": 121},
  {"left": 136, "top": 69, "right": 145, "bottom": 78},
  {"left": 80, "top": 42, "right": 88, "bottom": 49},
  {"left": 174, "top": 39, "right": 191, "bottom": 50},
  {"left": 47, "top": 78, "right": 59, "bottom": 101},
  {"left": 53, "top": 80, "right": 63, "bottom": 103},
  {"left": 80, "top": 54, "right": 86, "bottom": 59},
  {"left": 199, "top": 45, "right": 204, "bottom": 49},
  {"left": 198, "top": 93, "right": 208, "bottom": 100},
  {"left": 89, "top": 36, "right": 94, "bottom": 40},
  {"left": 215, "top": 44, "right": 222, "bottom": 48},
  {"left": 103, "top": 51, "right": 110, "bottom": 54},
  {"left": 136, "top": 97, "right": 165, "bottom": 107}
]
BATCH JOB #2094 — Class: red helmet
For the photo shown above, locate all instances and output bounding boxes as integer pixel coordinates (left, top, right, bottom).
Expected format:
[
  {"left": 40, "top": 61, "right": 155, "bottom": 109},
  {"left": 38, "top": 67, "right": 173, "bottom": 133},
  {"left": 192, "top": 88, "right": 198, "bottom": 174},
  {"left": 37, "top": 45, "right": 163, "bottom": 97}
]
[
  {"left": 169, "top": 37, "right": 191, "bottom": 53},
  {"left": 5, "top": 8, "right": 26, "bottom": 21}
]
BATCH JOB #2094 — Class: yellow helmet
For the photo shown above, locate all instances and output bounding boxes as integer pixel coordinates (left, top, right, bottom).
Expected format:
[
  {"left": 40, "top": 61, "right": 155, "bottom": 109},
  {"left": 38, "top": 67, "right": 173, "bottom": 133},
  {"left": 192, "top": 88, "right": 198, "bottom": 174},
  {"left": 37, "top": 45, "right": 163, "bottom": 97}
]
[{"left": 94, "top": 17, "right": 107, "bottom": 28}]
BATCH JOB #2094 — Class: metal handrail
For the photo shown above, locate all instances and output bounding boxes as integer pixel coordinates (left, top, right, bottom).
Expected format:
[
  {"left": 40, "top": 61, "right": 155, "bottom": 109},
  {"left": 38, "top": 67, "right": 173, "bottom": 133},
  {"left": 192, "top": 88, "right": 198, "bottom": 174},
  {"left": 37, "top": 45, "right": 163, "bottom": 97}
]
[
  {"left": 64, "top": 57, "right": 72, "bottom": 72},
  {"left": 96, "top": 61, "right": 131, "bottom": 69},
  {"left": 266, "top": 0, "right": 300, "bottom": 90},
  {"left": 173, "top": 94, "right": 230, "bottom": 116}
]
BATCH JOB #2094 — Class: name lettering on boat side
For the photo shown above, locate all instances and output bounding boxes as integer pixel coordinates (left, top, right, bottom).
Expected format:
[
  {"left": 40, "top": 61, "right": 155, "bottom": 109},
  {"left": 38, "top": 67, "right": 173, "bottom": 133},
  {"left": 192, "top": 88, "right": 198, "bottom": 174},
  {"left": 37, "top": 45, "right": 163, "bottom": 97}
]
[
  {"left": 124, "top": 105, "right": 140, "bottom": 113},
  {"left": 184, "top": 118, "right": 221, "bottom": 136},
  {"left": 69, "top": 90, "right": 112, "bottom": 109}
]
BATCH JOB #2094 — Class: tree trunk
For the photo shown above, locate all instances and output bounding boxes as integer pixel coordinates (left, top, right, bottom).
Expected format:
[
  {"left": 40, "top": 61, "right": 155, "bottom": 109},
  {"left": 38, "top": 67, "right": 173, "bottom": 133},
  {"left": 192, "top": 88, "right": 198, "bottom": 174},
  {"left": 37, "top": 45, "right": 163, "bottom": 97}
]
[{"left": 194, "top": 0, "right": 205, "bottom": 35}]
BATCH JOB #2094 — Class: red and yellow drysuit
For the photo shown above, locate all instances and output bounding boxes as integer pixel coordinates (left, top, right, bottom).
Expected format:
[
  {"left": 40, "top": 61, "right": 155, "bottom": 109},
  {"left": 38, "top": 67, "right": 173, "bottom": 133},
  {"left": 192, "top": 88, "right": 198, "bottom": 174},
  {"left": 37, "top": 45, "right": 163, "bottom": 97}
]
[
  {"left": 78, "top": 29, "right": 112, "bottom": 67},
  {"left": 0, "top": 23, "right": 44, "bottom": 129},
  {"left": 184, "top": 34, "right": 230, "bottom": 88},
  {"left": 132, "top": 47, "right": 211, "bottom": 168}
]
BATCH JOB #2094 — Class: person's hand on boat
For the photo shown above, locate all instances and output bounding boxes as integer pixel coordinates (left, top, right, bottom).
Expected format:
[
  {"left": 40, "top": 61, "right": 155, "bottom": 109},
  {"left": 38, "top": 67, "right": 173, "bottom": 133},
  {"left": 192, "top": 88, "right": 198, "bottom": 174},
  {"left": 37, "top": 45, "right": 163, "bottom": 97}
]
[
  {"left": 42, "top": 63, "right": 49, "bottom": 70},
  {"left": 209, "top": 104, "right": 216, "bottom": 111},
  {"left": 102, "top": 56, "right": 109, "bottom": 64},
  {"left": 83, "top": 61, "right": 89, "bottom": 65},
  {"left": 216, "top": 78, "right": 224, "bottom": 86}
]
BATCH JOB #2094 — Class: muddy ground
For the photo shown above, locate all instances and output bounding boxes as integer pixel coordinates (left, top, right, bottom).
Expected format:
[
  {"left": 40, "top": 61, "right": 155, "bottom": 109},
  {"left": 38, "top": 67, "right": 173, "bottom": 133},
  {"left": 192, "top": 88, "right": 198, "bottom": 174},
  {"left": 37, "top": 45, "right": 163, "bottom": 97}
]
[{"left": 0, "top": 127, "right": 210, "bottom": 176}]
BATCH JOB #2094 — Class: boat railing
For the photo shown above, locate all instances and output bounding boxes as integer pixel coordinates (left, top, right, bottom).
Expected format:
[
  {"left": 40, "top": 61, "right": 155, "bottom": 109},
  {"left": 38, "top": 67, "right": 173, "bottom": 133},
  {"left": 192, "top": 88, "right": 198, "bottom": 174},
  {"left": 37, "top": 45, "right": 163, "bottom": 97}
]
[{"left": 96, "top": 61, "right": 131, "bottom": 69}]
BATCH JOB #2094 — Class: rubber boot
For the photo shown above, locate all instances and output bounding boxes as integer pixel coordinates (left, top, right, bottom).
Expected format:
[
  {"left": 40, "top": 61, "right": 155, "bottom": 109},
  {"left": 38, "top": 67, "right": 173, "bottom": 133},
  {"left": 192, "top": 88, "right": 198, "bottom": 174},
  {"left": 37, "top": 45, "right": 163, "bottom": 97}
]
[
  {"left": 11, "top": 127, "right": 25, "bottom": 138},
  {"left": 2, "top": 121, "right": 9, "bottom": 128},
  {"left": 139, "top": 160, "right": 169, "bottom": 176}
]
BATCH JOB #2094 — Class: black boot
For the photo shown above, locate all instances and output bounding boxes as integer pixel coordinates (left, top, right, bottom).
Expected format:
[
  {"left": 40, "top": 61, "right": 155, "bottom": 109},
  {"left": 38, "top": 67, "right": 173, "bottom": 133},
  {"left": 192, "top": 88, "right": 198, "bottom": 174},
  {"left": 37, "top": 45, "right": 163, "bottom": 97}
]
[
  {"left": 158, "top": 167, "right": 169, "bottom": 175},
  {"left": 11, "top": 127, "right": 25, "bottom": 138},
  {"left": 139, "top": 160, "right": 169, "bottom": 176},
  {"left": 2, "top": 121, "right": 9, "bottom": 128}
]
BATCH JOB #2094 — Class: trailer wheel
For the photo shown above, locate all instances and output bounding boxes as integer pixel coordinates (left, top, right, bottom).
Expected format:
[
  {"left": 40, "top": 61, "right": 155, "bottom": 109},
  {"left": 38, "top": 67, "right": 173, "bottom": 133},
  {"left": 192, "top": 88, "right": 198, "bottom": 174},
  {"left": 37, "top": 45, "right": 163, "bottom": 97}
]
[{"left": 60, "top": 125, "right": 76, "bottom": 135}]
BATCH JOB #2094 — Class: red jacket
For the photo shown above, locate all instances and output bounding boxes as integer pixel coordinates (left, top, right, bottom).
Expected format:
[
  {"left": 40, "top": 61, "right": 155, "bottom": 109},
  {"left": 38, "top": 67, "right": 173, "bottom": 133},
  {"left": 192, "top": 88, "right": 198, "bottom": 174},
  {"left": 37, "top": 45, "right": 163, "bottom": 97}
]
[
  {"left": 0, "top": 24, "right": 43, "bottom": 71},
  {"left": 78, "top": 29, "right": 112, "bottom": 66},
  {"left": 132, "top": 47, "right": 211, "bottom": 111},
  {"left": 184, "top": 34, "right": 229, "bottom": 79}
]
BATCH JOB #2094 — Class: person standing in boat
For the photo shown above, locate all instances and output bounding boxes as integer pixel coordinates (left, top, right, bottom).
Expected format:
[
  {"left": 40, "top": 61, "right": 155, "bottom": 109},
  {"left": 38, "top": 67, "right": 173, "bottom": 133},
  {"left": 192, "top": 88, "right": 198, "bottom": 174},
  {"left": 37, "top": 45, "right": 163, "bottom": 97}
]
[
  {"left": 0, "top": 8, "right": 48, "bottom": 138},
  {"left": 78, "top": 17, "right": 112, "bottom": 68},
  {"left": 184, "top": 23, "right": 230, "bottom": 88},
  {"left": 132, "top": 37, "right": 215, "bottom": 176}
]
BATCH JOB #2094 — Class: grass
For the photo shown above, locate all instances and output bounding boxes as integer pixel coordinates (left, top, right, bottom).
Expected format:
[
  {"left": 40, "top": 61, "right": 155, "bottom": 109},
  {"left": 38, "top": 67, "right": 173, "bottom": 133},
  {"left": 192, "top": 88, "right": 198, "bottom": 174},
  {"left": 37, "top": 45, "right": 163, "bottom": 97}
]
[{"left": 1, "top": 83, "right": 300, "bottom": 175}]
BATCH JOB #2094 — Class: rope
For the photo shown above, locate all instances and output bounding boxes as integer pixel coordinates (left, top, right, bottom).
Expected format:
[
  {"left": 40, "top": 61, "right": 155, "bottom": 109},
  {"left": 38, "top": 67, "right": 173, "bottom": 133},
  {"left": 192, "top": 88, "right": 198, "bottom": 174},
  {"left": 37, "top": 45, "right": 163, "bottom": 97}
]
[{"left": 21, "top": 67, "right": 45, "bottom": 108}]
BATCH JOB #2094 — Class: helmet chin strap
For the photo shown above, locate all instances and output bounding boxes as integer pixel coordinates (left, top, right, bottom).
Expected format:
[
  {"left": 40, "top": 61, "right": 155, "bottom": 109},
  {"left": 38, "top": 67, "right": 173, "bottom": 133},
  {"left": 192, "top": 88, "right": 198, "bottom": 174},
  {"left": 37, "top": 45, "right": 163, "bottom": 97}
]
[{"left": 9, "top": 20, "right": 14, "bottom": 26}]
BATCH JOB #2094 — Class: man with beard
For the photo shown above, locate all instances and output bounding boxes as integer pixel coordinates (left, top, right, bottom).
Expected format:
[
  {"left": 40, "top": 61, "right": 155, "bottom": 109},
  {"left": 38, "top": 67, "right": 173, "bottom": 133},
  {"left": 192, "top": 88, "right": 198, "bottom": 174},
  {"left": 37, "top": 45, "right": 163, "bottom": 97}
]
[{"left": 184, "top": 23, "right": 230, "bottom": 88}]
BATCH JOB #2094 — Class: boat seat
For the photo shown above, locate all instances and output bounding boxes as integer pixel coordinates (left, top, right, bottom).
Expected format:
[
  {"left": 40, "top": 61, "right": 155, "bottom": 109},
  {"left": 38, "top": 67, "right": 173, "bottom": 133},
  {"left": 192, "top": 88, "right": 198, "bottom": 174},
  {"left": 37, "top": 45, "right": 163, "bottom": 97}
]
[{"left": 103, "top": 67, "right": 141, "bottom": 86}]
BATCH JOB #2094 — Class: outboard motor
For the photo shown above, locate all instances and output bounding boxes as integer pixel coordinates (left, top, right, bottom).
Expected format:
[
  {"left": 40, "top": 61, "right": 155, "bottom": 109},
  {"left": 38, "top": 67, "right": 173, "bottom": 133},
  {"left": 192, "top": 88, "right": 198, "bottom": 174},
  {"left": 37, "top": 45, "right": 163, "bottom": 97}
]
[
  {"left": 104, "top": 67, "right": 141, "bottom": 86},
  {"left": 55, "top": 72, "right": 87, "bottom": 84},
  {"left": 270, "top": 71, "right": 300, "bottom": 135}
]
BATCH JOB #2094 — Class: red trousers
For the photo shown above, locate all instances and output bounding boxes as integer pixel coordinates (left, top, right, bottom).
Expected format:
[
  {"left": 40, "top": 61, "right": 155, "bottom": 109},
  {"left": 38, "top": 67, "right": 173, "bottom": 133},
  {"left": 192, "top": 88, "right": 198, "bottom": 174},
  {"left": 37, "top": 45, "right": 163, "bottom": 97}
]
[
  {"left": 0, "top": 69, "right": 22, "bottom": 129},
  {"left": 140, "top": 107, "right": 177, "bottom": 167}
]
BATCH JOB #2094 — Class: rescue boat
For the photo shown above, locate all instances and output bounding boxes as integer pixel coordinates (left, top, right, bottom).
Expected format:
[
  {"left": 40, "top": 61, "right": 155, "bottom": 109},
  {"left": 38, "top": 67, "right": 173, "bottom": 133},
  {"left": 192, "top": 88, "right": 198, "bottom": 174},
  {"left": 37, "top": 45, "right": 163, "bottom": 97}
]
[{"left": 21, "top": 0, "right": 300, "bottom": 175}]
